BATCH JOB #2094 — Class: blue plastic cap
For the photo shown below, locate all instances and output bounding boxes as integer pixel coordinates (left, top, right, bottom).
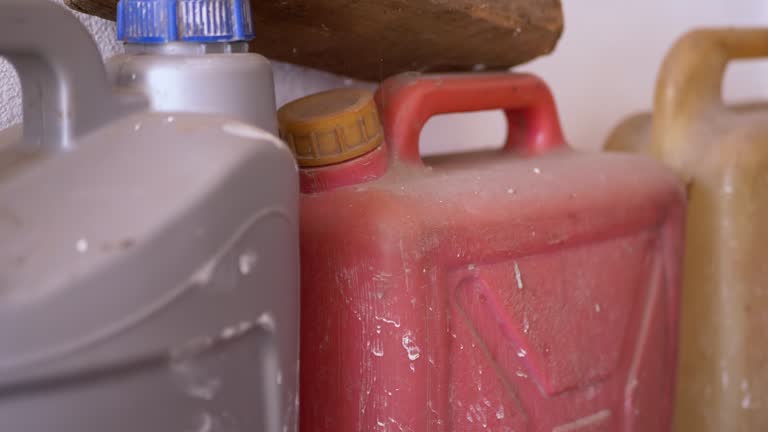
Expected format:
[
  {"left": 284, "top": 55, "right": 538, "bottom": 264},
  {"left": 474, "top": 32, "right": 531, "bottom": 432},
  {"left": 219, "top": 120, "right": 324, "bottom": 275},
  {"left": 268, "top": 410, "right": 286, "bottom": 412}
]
[{"left": 117, "top": 0, "right": 255, "bottom": 43}]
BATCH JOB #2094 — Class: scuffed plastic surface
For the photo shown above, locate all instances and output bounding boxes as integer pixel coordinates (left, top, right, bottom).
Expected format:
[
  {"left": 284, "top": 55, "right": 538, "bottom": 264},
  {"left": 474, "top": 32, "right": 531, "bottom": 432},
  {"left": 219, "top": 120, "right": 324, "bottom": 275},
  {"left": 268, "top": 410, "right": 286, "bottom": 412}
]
[
  {"left": 298, "top": 73, "right": 685, "bottom": 432},
  {"left": 0, "top": 2, "right": 299, "bottom": 430}
]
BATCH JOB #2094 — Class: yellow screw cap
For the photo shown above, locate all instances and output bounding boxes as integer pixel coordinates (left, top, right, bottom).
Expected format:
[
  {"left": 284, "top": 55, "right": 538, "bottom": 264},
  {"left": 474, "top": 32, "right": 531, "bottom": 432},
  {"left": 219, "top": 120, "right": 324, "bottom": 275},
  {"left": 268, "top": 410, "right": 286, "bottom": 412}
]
[{"left": 278, "top": 88, "right": 384, "bottom": 167}]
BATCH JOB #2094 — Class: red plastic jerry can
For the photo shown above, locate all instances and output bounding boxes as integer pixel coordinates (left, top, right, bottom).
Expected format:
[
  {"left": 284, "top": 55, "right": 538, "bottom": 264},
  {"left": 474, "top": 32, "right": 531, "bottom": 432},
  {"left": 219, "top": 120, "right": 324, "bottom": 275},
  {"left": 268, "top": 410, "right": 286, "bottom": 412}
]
[{"left": 278, "top": 73, "right": 685, "bottom": 432}]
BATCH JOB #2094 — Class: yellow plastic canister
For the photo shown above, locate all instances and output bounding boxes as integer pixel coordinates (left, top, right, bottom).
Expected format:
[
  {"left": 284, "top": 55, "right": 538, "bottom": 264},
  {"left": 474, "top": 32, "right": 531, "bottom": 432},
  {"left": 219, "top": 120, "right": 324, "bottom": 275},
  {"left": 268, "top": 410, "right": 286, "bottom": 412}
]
[{"left": 605, "top": 28, "right": 768, "bottom": 432}]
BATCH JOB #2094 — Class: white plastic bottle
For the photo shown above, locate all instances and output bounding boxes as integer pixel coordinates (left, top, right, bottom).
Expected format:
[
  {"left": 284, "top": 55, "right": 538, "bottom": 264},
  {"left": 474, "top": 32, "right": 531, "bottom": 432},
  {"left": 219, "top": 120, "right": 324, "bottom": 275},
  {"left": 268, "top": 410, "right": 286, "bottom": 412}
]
[{"left": 108, "top": 0, "right": 278, "bottom": 133}]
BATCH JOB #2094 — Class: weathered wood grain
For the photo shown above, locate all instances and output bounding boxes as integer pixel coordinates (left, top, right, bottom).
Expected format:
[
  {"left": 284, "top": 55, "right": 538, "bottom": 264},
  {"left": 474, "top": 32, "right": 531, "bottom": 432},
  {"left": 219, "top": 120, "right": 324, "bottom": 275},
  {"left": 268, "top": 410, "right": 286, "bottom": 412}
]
[{"left": 65, "top": 0, "right": 563, "bottom": 81}]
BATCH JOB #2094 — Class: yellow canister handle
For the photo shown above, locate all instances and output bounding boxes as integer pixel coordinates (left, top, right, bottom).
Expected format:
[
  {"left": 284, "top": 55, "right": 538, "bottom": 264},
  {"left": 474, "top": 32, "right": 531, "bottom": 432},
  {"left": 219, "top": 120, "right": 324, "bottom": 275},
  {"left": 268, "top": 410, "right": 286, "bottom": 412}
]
[{"left": 652, "top": 28, "right": 768, "bottom": 168}]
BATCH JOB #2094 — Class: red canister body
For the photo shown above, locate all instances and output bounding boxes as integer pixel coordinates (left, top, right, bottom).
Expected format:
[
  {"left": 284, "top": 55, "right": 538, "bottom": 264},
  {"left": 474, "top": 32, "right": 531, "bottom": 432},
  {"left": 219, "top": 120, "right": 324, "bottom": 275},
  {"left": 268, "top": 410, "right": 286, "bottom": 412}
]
[{"left": 292, "top": 73, "right": 684, "bottom": 432}]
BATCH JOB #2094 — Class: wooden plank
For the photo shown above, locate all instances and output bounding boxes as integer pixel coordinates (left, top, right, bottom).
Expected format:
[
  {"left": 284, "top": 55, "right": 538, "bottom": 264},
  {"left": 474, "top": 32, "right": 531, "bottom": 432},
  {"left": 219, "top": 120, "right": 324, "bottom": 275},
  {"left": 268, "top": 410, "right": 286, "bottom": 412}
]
[
  {"left": 65, "top": 0, "right": 563, "bottom": 81},
  {"left": 64, "top": 0, "right": 115, "bottom": 20}
]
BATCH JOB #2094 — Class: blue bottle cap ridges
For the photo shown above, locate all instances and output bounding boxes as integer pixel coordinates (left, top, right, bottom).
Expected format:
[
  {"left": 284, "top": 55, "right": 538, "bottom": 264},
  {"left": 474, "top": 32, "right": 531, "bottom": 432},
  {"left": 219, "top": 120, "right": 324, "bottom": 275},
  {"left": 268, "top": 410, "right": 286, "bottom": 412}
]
[{"left": 117, "top": 0, "right": 255, "bottom": 44}]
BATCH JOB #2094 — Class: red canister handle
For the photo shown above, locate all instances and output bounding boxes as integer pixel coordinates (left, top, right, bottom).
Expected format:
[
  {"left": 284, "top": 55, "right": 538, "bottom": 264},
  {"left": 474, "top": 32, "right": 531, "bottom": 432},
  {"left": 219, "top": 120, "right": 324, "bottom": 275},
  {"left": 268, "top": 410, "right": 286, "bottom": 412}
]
[{"left": 375, "top": 72, "right": 566, "bottom": 164}]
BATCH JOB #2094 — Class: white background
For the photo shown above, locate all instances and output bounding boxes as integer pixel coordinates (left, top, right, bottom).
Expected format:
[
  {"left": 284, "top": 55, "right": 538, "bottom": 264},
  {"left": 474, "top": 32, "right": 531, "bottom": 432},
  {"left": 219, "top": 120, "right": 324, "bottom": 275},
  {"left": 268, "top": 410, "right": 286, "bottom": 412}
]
[{"left": 2, "top": 0, "right": 768, "bottom": 152}]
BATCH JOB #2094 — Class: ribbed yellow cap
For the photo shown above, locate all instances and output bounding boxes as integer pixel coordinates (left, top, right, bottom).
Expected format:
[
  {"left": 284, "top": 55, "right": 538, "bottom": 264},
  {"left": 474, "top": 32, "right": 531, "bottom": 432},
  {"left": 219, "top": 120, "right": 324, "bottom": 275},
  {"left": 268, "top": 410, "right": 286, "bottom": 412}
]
[{"left": 278, "top": 88, "right": 383, "bottom": 167}]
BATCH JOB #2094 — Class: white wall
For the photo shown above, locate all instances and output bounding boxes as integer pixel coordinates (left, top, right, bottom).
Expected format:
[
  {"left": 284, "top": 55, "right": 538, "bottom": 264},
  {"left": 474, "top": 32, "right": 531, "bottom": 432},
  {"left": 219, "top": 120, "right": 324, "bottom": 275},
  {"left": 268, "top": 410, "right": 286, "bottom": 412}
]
[{"left": 2, "top": 0, "right": 768, "bottom": 153}]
